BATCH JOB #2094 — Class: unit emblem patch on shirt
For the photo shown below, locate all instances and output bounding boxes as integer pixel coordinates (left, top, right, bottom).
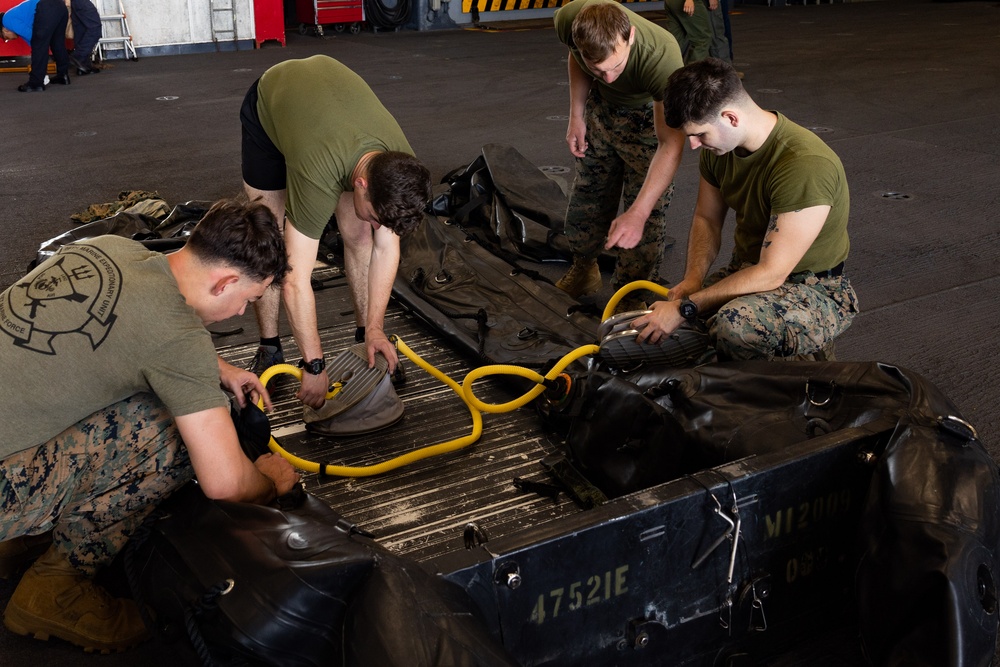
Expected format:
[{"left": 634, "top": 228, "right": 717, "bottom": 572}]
[{"left": 0, "top": 244, "right": 122, "bottom": 354}]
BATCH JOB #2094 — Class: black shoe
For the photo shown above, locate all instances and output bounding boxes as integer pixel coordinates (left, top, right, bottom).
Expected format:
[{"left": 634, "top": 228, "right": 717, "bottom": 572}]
[
  {"left": 247, "top": 345, "right": 285, "bottom": 380},
  {"left": 17, "top": 83, "right": 44, "bottom": 92},
  {"left": 70, "top": 55, "right": 92, "bottom": 75},
  {"left": 72, "top": 57, "right": 99, "bottom": 75},
  {"left": 49, "top": 73, "right": 71, "bottom": 85}
]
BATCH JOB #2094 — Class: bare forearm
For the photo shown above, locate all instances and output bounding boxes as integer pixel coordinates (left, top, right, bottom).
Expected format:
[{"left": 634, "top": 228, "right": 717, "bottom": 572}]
[
  {"left": 282, "top": 279, "right": 324, "bottom": 360},
  {"left": 177, "top": 409, "right": 296, "bottom": 505},
  {"left": 364, "top": 269, "right": 391, "bottom": 334},
  {"left": 364, "top": 226, "right": 400, "bottom": 333},
  {"left": 689, "top": 263, "right": 786, "bottom": 313},
  {"left": 235, "top": 468, "right": 278, "bottom": 505},
  {"left": 627, "top": 143, "right": 682, "bottom": 221},
  {"left": 567, "top": 56, "right": 591, "bottom": 120},
  {"left": 682, "top": 214, "right": 724, "bottom": 288}
]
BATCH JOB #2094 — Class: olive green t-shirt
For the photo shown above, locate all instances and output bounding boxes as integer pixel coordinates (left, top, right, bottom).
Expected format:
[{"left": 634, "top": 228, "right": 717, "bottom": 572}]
[
  {"left": 0, "top": 236, "right": 228, "bottom": 459},
  {"left": 700, "top": 113, "right": 851, "bottom": 274},
  {"left": 256, "top": 55, "right": 415, "bottom": 239},
  {"left": 554, "top": 0, "right": 683, "bottom": 108}
]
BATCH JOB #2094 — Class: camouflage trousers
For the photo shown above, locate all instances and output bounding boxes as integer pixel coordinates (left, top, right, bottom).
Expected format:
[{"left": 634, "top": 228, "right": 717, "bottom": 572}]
[
  {"left": 704, "top": 261, "right": 860, "bottom": 361},
  {"left": 0, "top": 393, "right": 192, "bottom": 576},
  {"left": 564, "top": 90, "right": 674, "bottom": 292}
]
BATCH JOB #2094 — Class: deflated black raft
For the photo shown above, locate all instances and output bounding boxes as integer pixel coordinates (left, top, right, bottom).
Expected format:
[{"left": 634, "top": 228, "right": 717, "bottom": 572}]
[
  {"left": 131, "top": 359, "right": 1000, "bottom": 667},
  {"left": 43, "top": 154, "right": 1000, "bottom": 665}
]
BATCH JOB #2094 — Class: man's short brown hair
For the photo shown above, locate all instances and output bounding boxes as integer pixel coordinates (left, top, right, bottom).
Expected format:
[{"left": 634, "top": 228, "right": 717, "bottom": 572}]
[
  {"left": 185, "top": 199, "right": 290, "bottom": 285},
  {"left": 571, "top": 2, "right": 631, "bottom": 63},
  {"left": 367, "top": 151, "right": 431, "bottom": 237},
  {"left": 662, "top": 58, "right": 746, "bottom": 129}
]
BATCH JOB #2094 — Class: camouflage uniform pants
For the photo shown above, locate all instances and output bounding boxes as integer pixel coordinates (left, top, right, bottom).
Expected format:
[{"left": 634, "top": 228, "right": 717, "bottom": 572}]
[
  {"left": 704, "top": 260, "right": 860, "bottom": 361},
  {"left": 564, "top": 90, "right": 674, "bottom": 292},
  {"left": 0, "top": 393, "right": 192, "bottom": 576}
]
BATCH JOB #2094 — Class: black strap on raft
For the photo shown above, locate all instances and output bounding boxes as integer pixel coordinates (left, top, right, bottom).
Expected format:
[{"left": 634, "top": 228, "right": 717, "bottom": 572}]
[
  {"left": 184, "top": 579, "right": 235, "bottom": 667},
  {"left": 513, "top": 477, "right": 562, "bottom": 501},
  {"left": 540, "top": 455, "right": 608, "bottom": 509}
]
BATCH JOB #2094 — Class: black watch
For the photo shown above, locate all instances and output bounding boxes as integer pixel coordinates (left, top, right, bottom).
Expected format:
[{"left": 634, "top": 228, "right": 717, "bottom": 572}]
[
  {"left": 298, "top": 357, "right": 326, "bottom": 375},
  {"left": 678, "top": 299, "right": 699, "bottom": 321}
]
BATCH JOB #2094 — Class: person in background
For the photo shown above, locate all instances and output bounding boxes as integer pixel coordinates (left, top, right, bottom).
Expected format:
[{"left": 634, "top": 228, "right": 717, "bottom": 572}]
[
  {"left": 705, "top": 0, "right": 742, "bottom": 78},
  {"left": 663, "top": 0, "right": 712, "bottom": 65},
  {"left": 68, "top": 0, "right": 102, "bottom": 75},
  {"left": 0, "top": 0, "right": 71, "bottom": 91}
]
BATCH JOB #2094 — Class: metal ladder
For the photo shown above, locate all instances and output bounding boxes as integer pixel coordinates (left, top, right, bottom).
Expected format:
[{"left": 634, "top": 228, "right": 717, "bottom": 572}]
[
  {"left": 95, "top": 0, "right": 138, "bottom": 62},
  {"left": 210, "top": 0, "right": 239, "bottom": 50}
]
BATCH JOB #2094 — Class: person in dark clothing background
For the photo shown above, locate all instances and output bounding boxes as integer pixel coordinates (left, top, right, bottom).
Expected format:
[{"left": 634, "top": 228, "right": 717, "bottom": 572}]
[
  {"left": 0, "top": 0, "right": 71, "bottom": 91},
  {"left": 68, "top": 0, "right": 101, "bottom": 75}
]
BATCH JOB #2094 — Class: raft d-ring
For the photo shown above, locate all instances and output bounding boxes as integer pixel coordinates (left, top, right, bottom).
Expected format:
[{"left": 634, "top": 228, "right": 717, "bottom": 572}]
[
  {"left": 220, "top": 578, "right": 236, "bottom": 595},
  {"left": 463, "top": 522, "right": 490, "bottom": 550},
  {"left": 805, "top": 379, "right": 835, "bottom": 407},
  {"left": 434, "top": 270, "right": 452, "bottom": 284},
  {"left": 939, "top": 414, "right": 978, "bottom": 442},
  {"left": 517, "top": 327, "right": 538, "bottom": 340}
]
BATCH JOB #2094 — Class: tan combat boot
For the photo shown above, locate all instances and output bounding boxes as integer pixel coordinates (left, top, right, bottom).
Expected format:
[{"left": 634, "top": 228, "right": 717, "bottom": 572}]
[
  {"left": 3, "top": 546, "right": 150, "bottom": 653},
  {"left": 613, "top": 296, "right": 648, "bottom": 315},
  {"left": 555, "top": 257, "right": 602, "bottom": 298}
]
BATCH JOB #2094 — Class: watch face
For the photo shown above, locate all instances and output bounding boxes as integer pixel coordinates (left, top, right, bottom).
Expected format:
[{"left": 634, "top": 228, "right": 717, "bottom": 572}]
[
  {"left": 301, "top": 358, "right": 325, "bottom": 374},
  {"left": 680, "top": 301, "right": 697, "bottom": 319}
]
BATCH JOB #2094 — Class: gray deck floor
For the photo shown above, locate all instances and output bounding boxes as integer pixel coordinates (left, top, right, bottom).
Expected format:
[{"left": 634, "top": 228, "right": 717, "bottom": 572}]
[{"left": 2, "top": 1, "right": 999, "bottom": 665}]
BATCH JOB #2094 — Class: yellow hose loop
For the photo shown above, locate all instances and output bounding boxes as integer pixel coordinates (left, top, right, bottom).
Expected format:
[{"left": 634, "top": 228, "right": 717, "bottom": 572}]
[
  {"left": 461, "top": 344, "right": 600, "bottom": 414},
  {"left": 254, "top": 342, "right": 483, "bottom": 478},
  {"left": 601, "top": 280, "right": 671, "bottom": 322},
  {"left": 258, "top": 363, "right": 344, "bottom": 401}
]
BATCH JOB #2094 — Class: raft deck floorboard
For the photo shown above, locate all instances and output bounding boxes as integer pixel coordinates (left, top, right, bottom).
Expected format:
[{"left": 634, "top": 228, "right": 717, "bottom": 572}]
[{"left": 217, "top": 264, "right": 585, "bottom": 565}]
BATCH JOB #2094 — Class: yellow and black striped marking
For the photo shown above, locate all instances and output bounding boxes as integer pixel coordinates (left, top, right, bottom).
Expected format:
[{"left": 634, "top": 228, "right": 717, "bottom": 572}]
[{"left": 463, "top": 0, "right": 655, "bottom": 14}]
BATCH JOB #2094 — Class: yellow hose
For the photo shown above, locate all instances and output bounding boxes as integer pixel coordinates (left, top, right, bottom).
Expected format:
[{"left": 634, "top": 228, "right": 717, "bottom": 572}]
[
  {"left": 258, "top": 342, "right": 484, "bottom": 478},
  {"left": 252, "top": 279, "right": 665, "bottom": 478},
  {"left": 461, "top": 344, "right": 599, "bottom": 413},
  {"left": 602, "top": 280, "right": 671, "bottom": 321}
]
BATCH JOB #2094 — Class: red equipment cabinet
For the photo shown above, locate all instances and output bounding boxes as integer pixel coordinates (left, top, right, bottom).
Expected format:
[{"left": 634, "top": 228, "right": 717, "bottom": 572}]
[
  {"left": 253, "top": 0, "right": 285, "bottom": 47},
  {"left": 294, "top": 0, "right": 363, "bottom": 36}
]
